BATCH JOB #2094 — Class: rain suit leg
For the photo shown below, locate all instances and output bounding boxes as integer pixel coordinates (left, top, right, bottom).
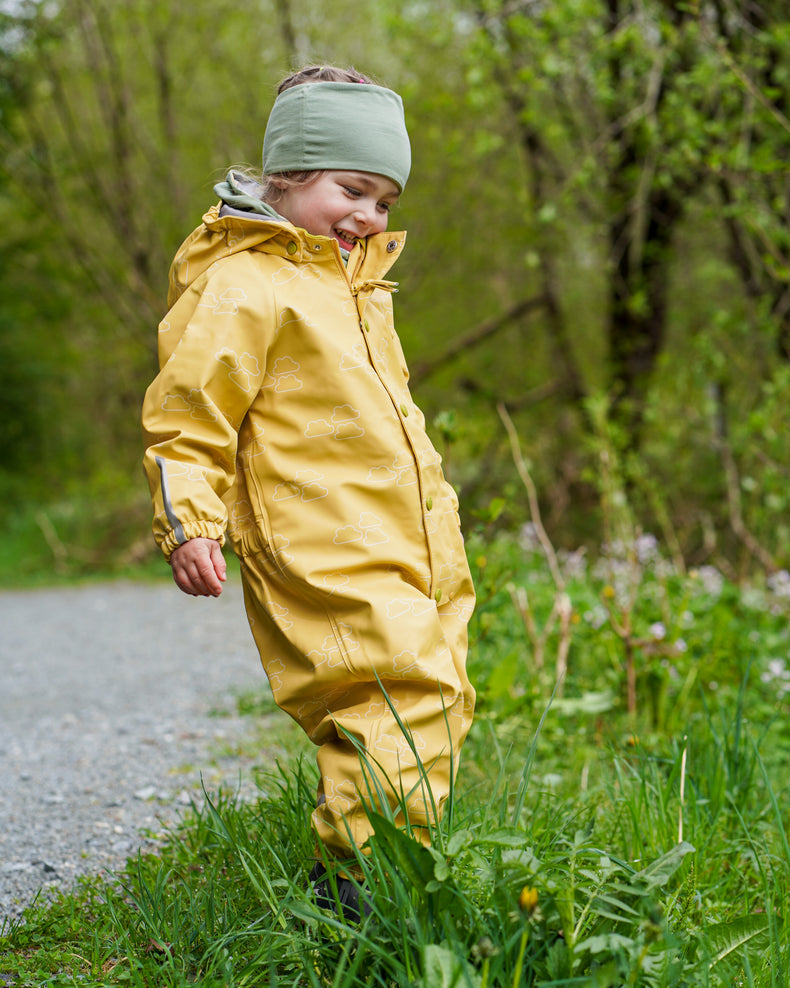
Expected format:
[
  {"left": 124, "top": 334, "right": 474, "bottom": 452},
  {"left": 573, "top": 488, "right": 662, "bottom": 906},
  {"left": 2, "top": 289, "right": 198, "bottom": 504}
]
[{"left": 238, "top": 547, "right": 475, "bottom": 859}]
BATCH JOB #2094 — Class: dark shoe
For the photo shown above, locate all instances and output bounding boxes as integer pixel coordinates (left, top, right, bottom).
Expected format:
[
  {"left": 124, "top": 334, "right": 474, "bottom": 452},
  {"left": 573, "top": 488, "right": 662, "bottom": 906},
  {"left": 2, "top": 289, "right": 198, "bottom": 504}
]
[{"left": 309, "top": 862, "right": 370, "bottom": 923}]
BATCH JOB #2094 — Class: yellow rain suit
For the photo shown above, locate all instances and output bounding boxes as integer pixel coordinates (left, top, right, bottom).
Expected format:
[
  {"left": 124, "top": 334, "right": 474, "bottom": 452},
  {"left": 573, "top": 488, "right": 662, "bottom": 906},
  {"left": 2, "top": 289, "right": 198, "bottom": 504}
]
[{"left": 142, "top": 204, "right": 475, "bottom": 858}]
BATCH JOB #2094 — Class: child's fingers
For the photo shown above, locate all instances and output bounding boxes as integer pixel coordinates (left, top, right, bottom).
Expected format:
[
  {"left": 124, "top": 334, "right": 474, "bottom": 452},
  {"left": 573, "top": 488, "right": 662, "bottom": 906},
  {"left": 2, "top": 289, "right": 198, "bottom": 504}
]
[
  {"left": 208, "top": 540, "right": 228, "bottom": 583},
  {"left": 171, "top": 539, "right": 224, "bottom": 597},
  {"left": 191, "top": 551, "right": 224, "bottom": 596}
]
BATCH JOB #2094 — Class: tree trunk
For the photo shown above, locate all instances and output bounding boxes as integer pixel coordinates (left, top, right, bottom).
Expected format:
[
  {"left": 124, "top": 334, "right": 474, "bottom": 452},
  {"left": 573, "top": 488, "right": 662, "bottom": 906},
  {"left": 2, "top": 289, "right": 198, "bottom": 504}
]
[{"left": 607, "top": 186, "right": 682, "bottom": 441}]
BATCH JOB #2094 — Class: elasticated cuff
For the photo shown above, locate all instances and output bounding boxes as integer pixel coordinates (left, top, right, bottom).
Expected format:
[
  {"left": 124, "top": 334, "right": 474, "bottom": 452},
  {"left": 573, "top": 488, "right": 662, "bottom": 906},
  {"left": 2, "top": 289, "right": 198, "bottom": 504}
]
[{"left": 159, "top": 521, "right": 226, "bottom": 563}]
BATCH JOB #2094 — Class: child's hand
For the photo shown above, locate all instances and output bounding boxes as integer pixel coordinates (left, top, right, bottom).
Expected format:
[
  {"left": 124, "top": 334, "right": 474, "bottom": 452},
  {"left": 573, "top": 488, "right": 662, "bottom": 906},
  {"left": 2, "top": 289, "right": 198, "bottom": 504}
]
[{"left": 170, "top": 538, "right": 227, "bottom": 597}]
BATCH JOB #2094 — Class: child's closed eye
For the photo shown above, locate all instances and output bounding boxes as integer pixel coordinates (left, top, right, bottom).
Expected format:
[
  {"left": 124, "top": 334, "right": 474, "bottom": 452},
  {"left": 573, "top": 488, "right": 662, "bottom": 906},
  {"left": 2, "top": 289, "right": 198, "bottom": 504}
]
[{"left": 341, "top": 183, "right": 398, "bottom": 214}]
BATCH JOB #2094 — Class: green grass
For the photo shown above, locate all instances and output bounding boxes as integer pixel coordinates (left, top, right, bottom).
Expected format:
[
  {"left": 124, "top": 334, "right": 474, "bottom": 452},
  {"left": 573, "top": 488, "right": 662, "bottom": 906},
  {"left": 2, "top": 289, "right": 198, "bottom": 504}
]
[
  {"left": 2, "top": 531, "right": 789, "bottom": 985},
  {"left": 0, "top": 488, "right": 164, "bottom": 589}
]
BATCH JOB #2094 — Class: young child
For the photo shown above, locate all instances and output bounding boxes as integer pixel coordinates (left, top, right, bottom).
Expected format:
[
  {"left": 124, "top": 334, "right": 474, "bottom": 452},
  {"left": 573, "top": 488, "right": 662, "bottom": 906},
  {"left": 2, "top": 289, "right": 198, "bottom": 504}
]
[{"left": 142, "top": 65, "right": 475, "bottom": 902}]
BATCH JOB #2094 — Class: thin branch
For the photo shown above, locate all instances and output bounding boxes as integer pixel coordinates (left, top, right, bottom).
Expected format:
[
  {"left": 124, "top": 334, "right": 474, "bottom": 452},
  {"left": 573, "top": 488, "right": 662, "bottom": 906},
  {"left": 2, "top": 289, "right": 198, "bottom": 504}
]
[
  {"left": 472, "top": 0, "right": 590, "bottom": 413},
  {"left": 500, "top": 402, "right": 573, "bottom": 697},
  {"left": 711, "top": 33, "right": 790, "bottom": 137},
  {"left": 275, "top": 0, "right": 299, "bottom": 63},
  {"left": 19, "top": 110, "right": 160, "bottom": 339},
  {"left": 501, "top": 379, "right": 563, "bottom": 412},
  {"left": 409, "top": 295, "right": 549, "bottom": 384},
  {"left": 150, "top": 21, "right": 186, "bottom": 220},
  {"left": 711, "top": 382, "right": 776, "bottom": 574},
  {"left": 497, "top": 402, "right": 565, "bottom": 592}
]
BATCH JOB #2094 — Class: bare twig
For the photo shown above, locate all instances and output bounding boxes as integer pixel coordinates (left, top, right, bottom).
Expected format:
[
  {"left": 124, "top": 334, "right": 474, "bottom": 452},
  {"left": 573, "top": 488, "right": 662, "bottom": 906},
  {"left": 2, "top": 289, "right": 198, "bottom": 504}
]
[
  {"left": 711, "top": 382, "right": 776, "bottom": 574},
  {"left": 712, "top": 34, "right": 790, "bottom": 137},
  {"left": 498, "top": 403, "right": 565, "bottom": 591},
  {"left": 498, "top": 402, "right": 572, "bottom": 693},
  {"left": 508, "top": 583, "right": 546, "bottom": 672},
  {"left": 410, "top": 295, "right": 549, "bottom": 384},
  {"left": 274, "top": 0, "right": 299, "bottom": 62},
  {"left": 555, "top": 592, "right": 572, "bottom": 692},
  {"left": 35, "top": 512, "right": 69, "bottom": 575}
]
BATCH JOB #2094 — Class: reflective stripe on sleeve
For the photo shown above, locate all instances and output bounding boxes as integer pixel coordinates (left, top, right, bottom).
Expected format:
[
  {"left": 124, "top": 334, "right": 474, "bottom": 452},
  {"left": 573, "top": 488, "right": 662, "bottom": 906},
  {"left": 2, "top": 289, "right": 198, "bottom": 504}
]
[{"left": 155, "top": 456, "right": 187, "bottom": 546}]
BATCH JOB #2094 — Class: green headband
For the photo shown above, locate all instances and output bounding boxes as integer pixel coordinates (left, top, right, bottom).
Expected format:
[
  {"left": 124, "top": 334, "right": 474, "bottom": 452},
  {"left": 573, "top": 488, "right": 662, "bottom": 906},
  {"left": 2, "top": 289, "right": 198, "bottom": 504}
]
[{"left": 262, "top": 82, "right": 411, "bottom": 192}]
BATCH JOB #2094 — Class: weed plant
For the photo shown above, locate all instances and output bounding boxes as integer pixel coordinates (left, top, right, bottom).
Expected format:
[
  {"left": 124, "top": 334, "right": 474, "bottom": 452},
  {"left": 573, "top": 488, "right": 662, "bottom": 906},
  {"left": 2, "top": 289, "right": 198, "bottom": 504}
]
[{"left": 2, "top": 533, "right": 790, "bottom": 985}]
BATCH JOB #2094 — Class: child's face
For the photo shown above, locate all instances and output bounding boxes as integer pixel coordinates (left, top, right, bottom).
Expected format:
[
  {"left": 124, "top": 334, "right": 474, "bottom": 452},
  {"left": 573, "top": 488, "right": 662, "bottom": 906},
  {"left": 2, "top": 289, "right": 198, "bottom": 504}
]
[{"left": 275, "top": 171, "right": 399, "bottom": 251}]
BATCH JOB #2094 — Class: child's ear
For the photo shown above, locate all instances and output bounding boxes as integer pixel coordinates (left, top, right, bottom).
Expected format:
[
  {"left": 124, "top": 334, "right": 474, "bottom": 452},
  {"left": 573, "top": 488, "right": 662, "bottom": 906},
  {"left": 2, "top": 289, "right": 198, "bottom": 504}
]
[{"left": 268, "top": 176, "right": 288, "bottom": 191}]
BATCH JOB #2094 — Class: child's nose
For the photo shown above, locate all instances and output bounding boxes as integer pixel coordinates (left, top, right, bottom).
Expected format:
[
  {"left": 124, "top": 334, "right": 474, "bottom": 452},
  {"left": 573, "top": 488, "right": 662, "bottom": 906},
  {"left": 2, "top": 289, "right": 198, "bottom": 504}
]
[{"left": 352, "top": 200, "right": 377, "bottom": 229}]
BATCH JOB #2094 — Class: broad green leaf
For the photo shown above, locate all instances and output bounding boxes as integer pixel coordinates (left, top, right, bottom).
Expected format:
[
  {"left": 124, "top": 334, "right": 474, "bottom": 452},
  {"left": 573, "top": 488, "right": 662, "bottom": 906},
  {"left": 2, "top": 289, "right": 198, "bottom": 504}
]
[
  {"left": 556, "top": 887, "right": 576, "bottom": 942},
  {"left": 368, "top": 811, "right": 435, "bottom": 890},
  {"left": 575, "top": 932, "right": 637, "bottom": 955},
  {"left": 476, "top": 828, "right": 532, "bottom": 849},
  {"left": 432, "top": 855, "right": 451, "bottom": 883},
  {"left": 704, "top": 914, "right": 774, "bottom": 967},
  {"left": 633, "top": 842, "right": 695, "bottom": 890},
  {"left": 421, "top": 943, "right": 481, "bottom": 988},
  {"left": 576, "top": 959, "right": 623, "bottom": 988},
  {"left": 546, "top": 938, "right": 571, "bottom": 980},
  {"left": 446, "top": 829, "right": 474, "bottom": 857}
]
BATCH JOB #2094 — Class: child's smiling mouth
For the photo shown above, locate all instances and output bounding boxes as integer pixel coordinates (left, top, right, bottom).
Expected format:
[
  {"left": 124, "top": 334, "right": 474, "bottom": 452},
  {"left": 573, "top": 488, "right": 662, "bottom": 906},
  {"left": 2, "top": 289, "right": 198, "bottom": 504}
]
[{"left": 334, "top": 228, "right": 359, "bottom": 249}]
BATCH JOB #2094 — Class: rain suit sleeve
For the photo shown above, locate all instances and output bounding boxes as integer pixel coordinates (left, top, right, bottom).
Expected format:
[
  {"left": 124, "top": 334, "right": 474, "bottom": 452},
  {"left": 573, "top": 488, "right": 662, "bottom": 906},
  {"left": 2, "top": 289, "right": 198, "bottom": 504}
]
[{"left": 141, "top": 252, "right": 272, "bottom": 561}]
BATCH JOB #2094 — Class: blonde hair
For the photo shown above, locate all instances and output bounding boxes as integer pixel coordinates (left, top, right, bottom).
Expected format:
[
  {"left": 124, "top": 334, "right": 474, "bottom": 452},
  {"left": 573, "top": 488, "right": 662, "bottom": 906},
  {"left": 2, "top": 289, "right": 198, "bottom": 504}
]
[{"left": 276, "top": 64, "right": 373, "bottom": 93}]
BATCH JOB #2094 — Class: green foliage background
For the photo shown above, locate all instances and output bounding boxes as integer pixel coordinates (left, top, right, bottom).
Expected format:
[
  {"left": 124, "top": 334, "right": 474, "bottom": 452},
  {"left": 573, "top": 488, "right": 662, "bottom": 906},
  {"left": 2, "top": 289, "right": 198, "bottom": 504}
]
[
  {"left": 3, "top": 4, "right": 790, "bottom": 980},
  {"left": 2, "top": 0, "right": 790, "bottom": 580}
]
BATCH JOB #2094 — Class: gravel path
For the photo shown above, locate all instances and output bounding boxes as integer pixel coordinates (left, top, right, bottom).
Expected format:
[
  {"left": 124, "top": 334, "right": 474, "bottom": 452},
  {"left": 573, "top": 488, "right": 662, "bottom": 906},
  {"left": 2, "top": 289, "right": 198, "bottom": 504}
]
[{"left": 0, "top": 578, "right": 269, "bottom": 925}]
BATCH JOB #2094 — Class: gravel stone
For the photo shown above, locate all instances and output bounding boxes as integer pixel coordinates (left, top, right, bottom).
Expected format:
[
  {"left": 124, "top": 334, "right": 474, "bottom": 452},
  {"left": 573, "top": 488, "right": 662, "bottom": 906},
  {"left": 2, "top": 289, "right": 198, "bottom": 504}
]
[{"left": 0, "top": 579, "right": 268, "bottom": 925}]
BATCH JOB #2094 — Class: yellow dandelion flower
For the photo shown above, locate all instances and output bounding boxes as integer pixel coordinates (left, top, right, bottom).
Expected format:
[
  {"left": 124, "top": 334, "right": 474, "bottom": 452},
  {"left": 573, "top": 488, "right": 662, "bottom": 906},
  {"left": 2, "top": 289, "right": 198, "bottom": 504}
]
[{"left": 518, "top": 886, "right": 539, "bottom": 914}]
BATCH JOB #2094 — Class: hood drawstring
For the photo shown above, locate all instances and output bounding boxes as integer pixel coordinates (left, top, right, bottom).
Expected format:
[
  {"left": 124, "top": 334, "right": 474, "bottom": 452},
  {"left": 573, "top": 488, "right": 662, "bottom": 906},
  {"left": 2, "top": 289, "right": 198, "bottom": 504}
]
[{"left": 352, "top": 279, "right": 399, "bottom": 297}]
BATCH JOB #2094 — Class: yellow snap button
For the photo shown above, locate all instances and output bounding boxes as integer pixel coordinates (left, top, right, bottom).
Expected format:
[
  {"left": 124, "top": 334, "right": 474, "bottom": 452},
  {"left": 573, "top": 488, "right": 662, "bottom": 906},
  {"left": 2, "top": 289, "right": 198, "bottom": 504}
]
[{"left": 286, "top": 242, "right": 297, "bottom": 255}]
